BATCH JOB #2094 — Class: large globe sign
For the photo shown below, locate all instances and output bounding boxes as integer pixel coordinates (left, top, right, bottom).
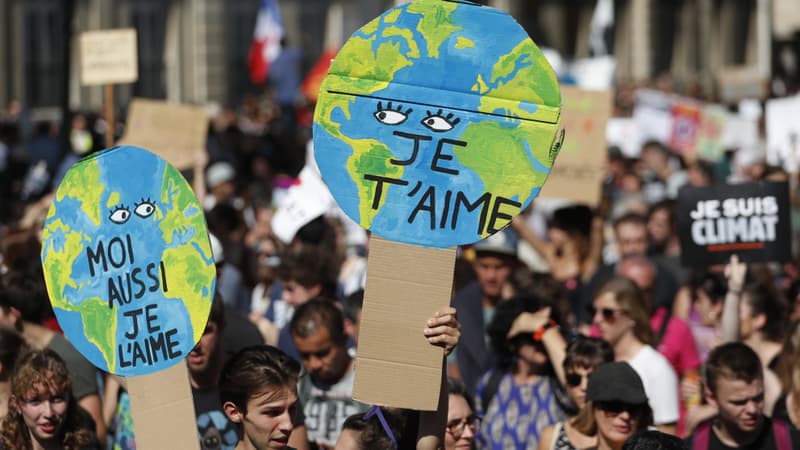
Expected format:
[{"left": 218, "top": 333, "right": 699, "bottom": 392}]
[
  {"left": 41, "top": 146, "right": 216, "bottom": 376},
  {"left": 313, "top": 0, "right": 562, "bottom": 247}
]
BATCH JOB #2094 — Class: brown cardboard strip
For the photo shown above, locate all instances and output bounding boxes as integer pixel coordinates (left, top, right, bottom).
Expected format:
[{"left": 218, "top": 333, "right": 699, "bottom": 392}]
[
  {"left": 127, "top": 362, "right": 200, "bottom": 450},
  {"left": 353, "top": 236, "right": 456, "bottom": 410}
]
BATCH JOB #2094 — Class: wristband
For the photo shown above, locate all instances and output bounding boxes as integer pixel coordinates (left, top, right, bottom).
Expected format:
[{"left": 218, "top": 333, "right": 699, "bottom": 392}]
[{"left": 533, "top": 320, "right": 557, "bottom": 342}]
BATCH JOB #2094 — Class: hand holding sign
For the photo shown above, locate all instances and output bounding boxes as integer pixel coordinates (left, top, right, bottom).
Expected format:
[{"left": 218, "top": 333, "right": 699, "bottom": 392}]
[
  {"left": 723, "top": 254, "right": 747, "bottom": 292},
  {"left": 677, "top": 182, "right": 791, "bottom": 267}
]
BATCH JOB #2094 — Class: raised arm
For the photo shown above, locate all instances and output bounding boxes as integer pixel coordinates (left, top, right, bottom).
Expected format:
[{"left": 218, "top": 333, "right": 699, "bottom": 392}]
[
  {"left": 505, "top": 307, "right": 568, "bottom": 387},
  {"left": 720, "top": 254, "right": 747, "bottom": 343},
  {"left": 418, "top": 307, "right": 461, "bottom": 450}
]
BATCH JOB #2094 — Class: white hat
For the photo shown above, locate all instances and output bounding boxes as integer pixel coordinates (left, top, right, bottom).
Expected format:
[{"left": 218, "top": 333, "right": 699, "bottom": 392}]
[{"left": 206, "top": 162, "right": 235, "bottom": 188}]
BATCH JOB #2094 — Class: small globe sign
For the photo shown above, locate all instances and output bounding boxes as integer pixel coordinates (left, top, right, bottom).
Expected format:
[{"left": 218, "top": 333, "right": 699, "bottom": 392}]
[
  {"left": 313, "top": 0, "right": 562, "bottom": 248},
  {"left": 41, "top": 146, "right": 216, "bottom": 376}
]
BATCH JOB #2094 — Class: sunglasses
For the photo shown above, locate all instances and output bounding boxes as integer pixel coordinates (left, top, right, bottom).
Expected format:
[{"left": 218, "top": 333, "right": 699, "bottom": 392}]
[
  {"left": 565, "top": 372, "right": 589, "bottom": 387},
  {"left": 587, "top": 306, "right": 625, "bottom": 321},
  {"left": 597, "top": 401, "right": 643, "bottom": 416}
]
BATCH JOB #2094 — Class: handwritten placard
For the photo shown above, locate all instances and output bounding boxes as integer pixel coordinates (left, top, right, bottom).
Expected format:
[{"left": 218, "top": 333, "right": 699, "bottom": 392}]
[
  {"left": 41, "top": 146, "right": 216, "bottom": 376},
  {"left": 79, "top": 28, "right": 138, "bottom": 86},
  {"left": 122, "top": 99, "right": 209, "bottom": 170},
  {"left": 312, "top": 0, "right": 562, "bottom": 248},
  {"left": 540, "top": 86, "right": 611, "bottom": 205}
]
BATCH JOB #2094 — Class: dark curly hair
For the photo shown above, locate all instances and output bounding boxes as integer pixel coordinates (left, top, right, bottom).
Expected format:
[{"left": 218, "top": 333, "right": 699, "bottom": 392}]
[{"left": 487, "top": 294, "right": 554, "bottom": 371}]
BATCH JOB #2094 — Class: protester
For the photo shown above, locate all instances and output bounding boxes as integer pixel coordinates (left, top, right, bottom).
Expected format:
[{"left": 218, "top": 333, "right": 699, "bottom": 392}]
[
  {"left": 591, "top": 276, "right": 679, "bottom": 434},
  {"left": 572, "top": 362, "right": 653, "bottom": 450},
  {"left": 0, "top": 326, "right": 27, "bottom": 419},
  {"left": 331, "top": 309, "right": 462, "bottom": 450},
  {"left": 0, "top": 269, "right": 106, "bottom": 443},
  {"left": 453, "top": 229, "right": 520, "bottom": 395},
  {"left": 582, "top": 213, "right": 679, "bottom": 324},
  {"left": 476, "top": 294, "right": 568, "bottom": 449},
  {"left": 290, "top": 299, "right": 367, "bottom": 447},
  {"left": 773, "top": 320, "right": 800, "bottom": 440},
  {"left": 538, "top": 336, "right": 614, "bottom": 450},
  {"left": 189, "top": 293, "right": 309, "bottom": 450},
  {"left": 719, "top": 255, "right": 786, "bottom": 414},
  {"left": 672, "top": 270, "right": 727, "bottom": 361},
  {"left": 623, "top": 430, "right": 687, "bottom": 450},
  {"left": 0, "top": 349, "right": 98, "bottom": 450},
  {"left": 444, "top": 377, "right": 477, "bottom": 450},
  {"left": 685, "top": 342, "right": 795, "bottom": 449},
  {"left": 218, "top": 345, "right": 301, "bottom": 450}
]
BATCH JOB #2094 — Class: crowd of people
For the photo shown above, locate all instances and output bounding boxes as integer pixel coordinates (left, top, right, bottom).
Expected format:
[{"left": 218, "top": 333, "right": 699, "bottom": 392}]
[{"left": 1, "top": 53, "right": 800, "bottom": 449}]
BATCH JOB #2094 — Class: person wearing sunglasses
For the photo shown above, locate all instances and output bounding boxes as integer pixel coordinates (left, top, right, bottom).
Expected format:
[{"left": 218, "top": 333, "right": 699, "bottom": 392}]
[
  {"left": 538, "top": 336, "right": 614, "bottom": 450},
  {"left": 572, "top": 362, "right": 653, "bottom": 450},
  {"left": 476, "top": 294, "right": 570, "bottom": 449},
  {"left": 591, "top": 276, "right": 679, "bottom": 435}
]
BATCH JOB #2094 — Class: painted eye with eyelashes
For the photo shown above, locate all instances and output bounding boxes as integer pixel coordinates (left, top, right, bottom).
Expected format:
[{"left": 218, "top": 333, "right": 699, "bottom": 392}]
[
  {"left": 422, "top": 109, "right": 460, "bottom": 132},
  {"left": 134, "top": 198, "right": 156, "bottom": 218},
  {"left": 109, "top": 206, "right": 131, "bottom": 224},
  {"left": 374, "top": 101, "right": 412, "bottom": 125}
]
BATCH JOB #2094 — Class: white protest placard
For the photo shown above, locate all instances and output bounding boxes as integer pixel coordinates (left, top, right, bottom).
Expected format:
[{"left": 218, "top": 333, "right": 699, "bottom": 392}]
[
  {"left": 79, "top": 28, "right": 138, "bottom": 86},
  {"left": 271, "top": 166, "right": 334, "bottom": 244},
  {"left": 633, "top": 89, "right": 673, "bottom": 144},
  {"left": 606, "top": 117, "right": 641, "bottom": 158},
  {"left": 766, "top": 95, "right": 800, "bottom": 173}
]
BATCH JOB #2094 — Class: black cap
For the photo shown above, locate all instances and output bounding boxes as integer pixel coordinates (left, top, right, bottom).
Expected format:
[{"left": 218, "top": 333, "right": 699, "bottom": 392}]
[{"left": 586, "top": 362, "right": 648, "bottom": 405}]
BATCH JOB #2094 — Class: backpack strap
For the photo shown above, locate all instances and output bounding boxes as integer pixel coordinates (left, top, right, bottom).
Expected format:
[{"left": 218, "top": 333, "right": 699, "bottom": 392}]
[
  {"left": 772, "top": 418, "right": 792, "bottom": 450},
  {"left": 480, "top": 369, "right": 504, "bottom": 414},
  {"left": 692, "top": 420, "right": 711, "bottom": 450},
  {"left": 654, "top": 306, "right": 672, "bottom": 347}
]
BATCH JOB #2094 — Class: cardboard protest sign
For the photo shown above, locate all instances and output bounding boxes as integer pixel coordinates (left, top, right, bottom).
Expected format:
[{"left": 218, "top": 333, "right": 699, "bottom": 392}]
[
  {"left": 271, "top": 165, "right": 336, "bottom": 244},
  {"left": 540, "top": 86, "right": 610, "bottom": 205},
  {"left": 634, "top": 89, "right": 673, "bottom": 144},
  {"left": 79, "top": 28, "right": 138, "bottom": 86},
  {"left": 312, "top": 0, "right": 561, "bottom": 409},
  {"left": 766, "top": 95, "right": 800, "bottom": 173},
  {"left": 668, "top": 99, "right": 701, "bottom": 157},
  {"left": 677, "top": 182, "right": 791, "bottom": 268},
  {"left": 41, "top": 146, "right": 216, "bottom": 376},
  {"left": 313, "top": 0, "right": 562, "bottom": 249},
  {"left": 122, "top": 99, "right": 209, "bottom": 170},
  {"left": 606, "top": 117, "right": 641, "bottom": 158},
  {"left": 696, "top": 105, "right": 728, "bottom": 162}
]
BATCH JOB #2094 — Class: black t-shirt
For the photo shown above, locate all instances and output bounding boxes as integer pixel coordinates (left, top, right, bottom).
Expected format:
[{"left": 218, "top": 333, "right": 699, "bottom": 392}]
[
  {"left": 685, "top": 417, "right": 788, "bottom": 450},
  {"left": 770, "top": 395, "right": 800, "bottom": 445},
  {"left": 192, "top": 386, "right": 240, "bottom": 450}
]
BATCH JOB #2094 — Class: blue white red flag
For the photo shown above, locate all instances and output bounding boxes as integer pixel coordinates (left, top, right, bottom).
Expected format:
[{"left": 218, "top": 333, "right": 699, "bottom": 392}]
[{"left": 248, "top": 0, "right": 284, "bottom": 85}]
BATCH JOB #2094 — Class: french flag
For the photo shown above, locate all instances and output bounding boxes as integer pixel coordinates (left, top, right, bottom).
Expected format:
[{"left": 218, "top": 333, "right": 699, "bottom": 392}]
[{"left": 248, "top": 0, "right": 284, "bottom": 85}]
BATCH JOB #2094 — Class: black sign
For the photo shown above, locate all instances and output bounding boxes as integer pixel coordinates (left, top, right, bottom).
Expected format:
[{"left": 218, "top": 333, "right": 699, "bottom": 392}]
[{"left": 677, "top": 182, "right": 791, "bottom": 267}]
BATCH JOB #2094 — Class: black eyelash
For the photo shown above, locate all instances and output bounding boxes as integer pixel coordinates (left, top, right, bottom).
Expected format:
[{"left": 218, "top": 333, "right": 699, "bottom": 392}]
[
  {"left": 424, "top": 109, "right": 460, "bottom": 126},
  {"left": 376, "top": 101, "right": 412, "bottom": 115},
  {"left": 109, "top": 204, "right": 128, "bottom": 214},
  {"left": 134, "top": 197, "right": 155, "bottom": 207}
]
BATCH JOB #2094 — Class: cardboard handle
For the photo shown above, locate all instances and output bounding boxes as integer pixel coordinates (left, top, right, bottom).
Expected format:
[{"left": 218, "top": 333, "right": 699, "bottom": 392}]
[
  {"left": 127, "top": 362, "right": 200, "bottom": 450},
  {"left": 353, "top": 236, "right": 456, "bottom": 410}
]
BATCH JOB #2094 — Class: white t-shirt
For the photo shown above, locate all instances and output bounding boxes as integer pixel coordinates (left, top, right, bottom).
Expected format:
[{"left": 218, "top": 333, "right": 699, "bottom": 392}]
[{"left": 628, "top": 345, "right": 680, "bottom": 425}]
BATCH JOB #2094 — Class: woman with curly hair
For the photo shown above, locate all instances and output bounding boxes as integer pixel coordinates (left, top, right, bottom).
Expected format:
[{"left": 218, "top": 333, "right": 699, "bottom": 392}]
[{"left": 0, "top": 349, "right": 97, "bottom": 450}]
